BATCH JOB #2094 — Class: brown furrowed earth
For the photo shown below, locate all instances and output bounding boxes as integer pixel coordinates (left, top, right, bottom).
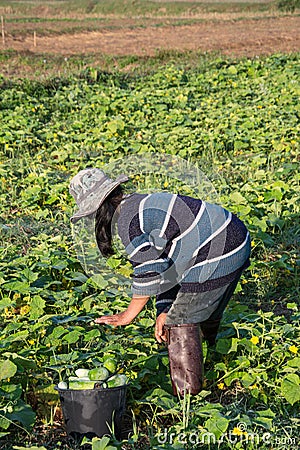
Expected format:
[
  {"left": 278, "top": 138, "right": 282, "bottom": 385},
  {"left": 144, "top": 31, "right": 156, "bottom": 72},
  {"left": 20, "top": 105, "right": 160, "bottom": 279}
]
[{"left": 2, "top": 15, "right": 300, "bottom": 57}]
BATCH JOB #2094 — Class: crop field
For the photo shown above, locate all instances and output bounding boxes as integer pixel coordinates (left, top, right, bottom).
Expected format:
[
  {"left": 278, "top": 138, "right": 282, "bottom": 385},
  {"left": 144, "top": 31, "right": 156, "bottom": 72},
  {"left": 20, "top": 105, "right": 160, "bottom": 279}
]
[
  {"left": 0, "top": 1, "right": 300, "bottom": 450},
  {"left": 0, "top": 0, "right": 300, "bottom": 79}
]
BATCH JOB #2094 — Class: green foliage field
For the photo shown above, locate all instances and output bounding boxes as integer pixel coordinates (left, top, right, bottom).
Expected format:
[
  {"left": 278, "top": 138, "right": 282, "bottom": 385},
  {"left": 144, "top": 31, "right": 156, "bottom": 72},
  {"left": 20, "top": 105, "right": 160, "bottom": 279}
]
[
  {"left": 0, "top": 0, "right": 278, "bottom": 18},
  {"left": 0, "top": 54, "right": 299, "bottom": 449}
]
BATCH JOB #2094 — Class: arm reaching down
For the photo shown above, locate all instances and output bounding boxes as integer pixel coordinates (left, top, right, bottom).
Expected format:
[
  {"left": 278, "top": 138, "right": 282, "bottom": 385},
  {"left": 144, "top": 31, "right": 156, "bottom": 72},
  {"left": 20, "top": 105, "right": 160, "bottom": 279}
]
[{"left": 95, "top": 295, "right": 150, "bottom": 326}]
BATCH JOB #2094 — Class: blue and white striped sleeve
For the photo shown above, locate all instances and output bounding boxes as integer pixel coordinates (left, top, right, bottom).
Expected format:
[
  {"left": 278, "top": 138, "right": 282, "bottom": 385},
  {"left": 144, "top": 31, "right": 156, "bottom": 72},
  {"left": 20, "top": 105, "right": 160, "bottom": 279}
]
[
  {"left": 128, "top": 193, "right": 178, "bottom": 295},
  {"left": 129, "top": 230, "right": 173, "bottom": 296}
]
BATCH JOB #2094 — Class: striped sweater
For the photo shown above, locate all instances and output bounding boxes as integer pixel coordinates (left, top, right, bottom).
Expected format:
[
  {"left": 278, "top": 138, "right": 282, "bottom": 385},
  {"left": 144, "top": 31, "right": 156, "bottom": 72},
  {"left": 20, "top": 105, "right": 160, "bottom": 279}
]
[{"left": 117, "top": 192, "right": 250, "bottom": 299}]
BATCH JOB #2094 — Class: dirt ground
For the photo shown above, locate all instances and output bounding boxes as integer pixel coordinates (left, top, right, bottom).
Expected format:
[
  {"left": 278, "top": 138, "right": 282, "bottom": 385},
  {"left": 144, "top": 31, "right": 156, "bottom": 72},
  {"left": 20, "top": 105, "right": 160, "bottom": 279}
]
[{"left": 2, "top": 15, "right": 300, "bottom": 57}]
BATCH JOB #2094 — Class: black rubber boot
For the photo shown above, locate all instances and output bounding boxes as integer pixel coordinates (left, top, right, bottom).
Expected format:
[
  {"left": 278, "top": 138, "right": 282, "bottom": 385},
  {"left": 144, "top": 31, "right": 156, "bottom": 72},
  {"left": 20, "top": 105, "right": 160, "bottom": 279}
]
[
  {"left": 200, "top": 319, "right": 221, "bottom": 346},
  {"left": 164, "top": 323, "right": 203, "bottom": 397}
]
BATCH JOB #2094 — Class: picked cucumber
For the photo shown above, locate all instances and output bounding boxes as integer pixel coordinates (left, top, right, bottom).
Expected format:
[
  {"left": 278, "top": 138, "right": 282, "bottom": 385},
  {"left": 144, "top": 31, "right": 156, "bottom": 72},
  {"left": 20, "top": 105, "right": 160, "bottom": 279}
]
[
  {"left": 75, "top": 368, "right": 90, "bottom": 378},
  {"left": 88, "top": 366, "right": 109, "bottom": 381},
  {"left": 69, "top": 376, "right": 89, "bottom": 381},
  {"left": 69, "top": 378, "right": 96, "bottom": 390},
  {"left": 107, "top": 374, "right": 127, "bottom": 388}
]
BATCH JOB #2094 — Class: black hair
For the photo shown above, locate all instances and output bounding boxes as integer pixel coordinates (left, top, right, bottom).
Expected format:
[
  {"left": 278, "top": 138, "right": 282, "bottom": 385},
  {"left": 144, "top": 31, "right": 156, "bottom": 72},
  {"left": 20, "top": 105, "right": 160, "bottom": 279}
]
[{"left": 95, "top": 185, "right": 124, "bottom": 257}]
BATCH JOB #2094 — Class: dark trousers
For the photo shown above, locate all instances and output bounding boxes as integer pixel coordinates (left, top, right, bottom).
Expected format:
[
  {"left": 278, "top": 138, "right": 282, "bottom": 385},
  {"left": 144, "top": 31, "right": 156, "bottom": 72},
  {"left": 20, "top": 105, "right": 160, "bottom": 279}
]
[{"left": 203, "top": 275, "right": 241, "bottom": 322}]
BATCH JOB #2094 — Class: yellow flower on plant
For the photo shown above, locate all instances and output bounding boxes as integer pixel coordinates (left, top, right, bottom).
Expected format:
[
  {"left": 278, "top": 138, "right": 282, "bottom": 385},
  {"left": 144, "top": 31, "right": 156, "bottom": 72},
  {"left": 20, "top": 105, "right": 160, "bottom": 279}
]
[
  {"left": 132, "top": 406, "right": 141, "bottom": 415},
  {"left": 289, "top": 345, "right": 298, "bottom": 354},
  {"left": 28, "top": 339, "right": 35, "bottom": 346},
  {"left": 217, "top": 382, "right": 225, "bottom": 390},
  {"left": 20, "top": 305, "right": 30, "bottom": 316},
  {"left": 3, "top": 307, "right": 13, "bottom": 318},
  {"left": 250, "top": 336, "right": 259, "bottom": 345},
  {"left": 232, "top": 427, "right": 243, "bottom": 436}
]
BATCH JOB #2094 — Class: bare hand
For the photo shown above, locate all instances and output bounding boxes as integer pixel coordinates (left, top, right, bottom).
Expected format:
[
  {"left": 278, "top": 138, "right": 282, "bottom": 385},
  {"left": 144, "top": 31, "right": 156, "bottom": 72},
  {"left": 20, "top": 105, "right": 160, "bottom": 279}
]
[
  {"left": 95, "top": 296, "right": 149, "bottom": 327},
  {"left": 95, "top": 311, "right": 133, "bottom": 326},
  {"left": 155, "top": 313, "right": 168, "bottom": 343}
]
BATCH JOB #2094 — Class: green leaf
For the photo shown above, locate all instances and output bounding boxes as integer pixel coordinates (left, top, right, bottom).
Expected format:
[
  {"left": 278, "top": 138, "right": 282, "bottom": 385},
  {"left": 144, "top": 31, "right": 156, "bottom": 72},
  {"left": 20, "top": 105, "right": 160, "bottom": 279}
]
[
  {"left": 204, "top": 415, "right": 229, "bottom": 439},
  {"left": 106, "top": 257, "right": 121, "bottom": 269},
  {"left": 264, "top": 188, "right": 283, "bottom": 202},
  {"left": 7, "top": 400, "right": 36, "bottom": 429},
  {"left": 1, "top": 330, "right": 29, "bottom": 344},
  {"left": 156, "top": 395, "right": 177, "bottom": 410},
  {"left": 29, "top": 295, "right": 46, "bottom": 320},
  {"left": 49, "top": 351, "right": 79, "bottom": 367},
  {"left": 195, "top": 403, "right": 223, "bottom": 417},
  {"left": 138, "top": 318, "right": 155, "bottom": 328},
  {"left": 214, "top": 362, "right": 227, "bottom": 372},
  {"left": 145, "top": 388, "right": 174, "bottom": 401},
  {"left": 252, "top": 217, "right": 268, "bottom": 232},
  {"left": 252, "top": 416, "right": 274, "bottom": 430},
  {"left": 0, "top": 415, "right": 10, "bottom": 430},
  {"left": 63, "top": 330, "right": 81, "bottom": 344},
  {"left": 107, "top": 119, "right": 124, "bottom": 134},
  {"left": 88, "top": 274, "right": 109, "bottom": 290},
  {"left": 51, "top": 260, "right": 68, "bottom": 270},
  {"left": 45, "top": 325, "right": 67, "bottom": 344},
  {"left": 0, "top": 297, "right": 14, "bottom": 310},
  {"left": 256, "top": 408, "right": 276, "bottom": 418},
  {"left": 287, "top": 303, "right": 298, "bottom": 311},
  {"left": 66, "top": 271, "right": 88, "bottom": 283},
  {"left": 241, "top": 373, "right": 256, "bottom": 388},
  {"left": 2, "top": 281, "right": 30, "bottom": 293},
  {"left": 281, "top": 374, "right": 300, "bottom": 405},
  {"left": 0, "top": 359, "right": 17, "bottom": 380},
  {"left": 84, "top": 329, "right": 100, "bottom": 342},
  {"left": 230, "top": 191, "right": 247, "bottom": 205},
  {"left": 91, "top": 436, "right": 114, "bottom": 450},
  {"left": 0, "top": 383, "right": 22, "bottom": 401},
  {"left": 11, "top": 354, "right": 37, "bottom": 371},
  {"left": 235, "top": 204, "right": 251, "bottom": 217},
  {"left": 227, "top": 65, "right": 238, "bottom": 75},
  {"left": 21, "top": 268, "right": 38, "bottom": 283},
  {"left": 287, "top": 357, "right": 300, "bottom": 369},
  {"left": 216, "top": 338, "right": 237, "bottom": 354},
  {"left": 224, "top": 371, "right": 245, "bottom": 387}
]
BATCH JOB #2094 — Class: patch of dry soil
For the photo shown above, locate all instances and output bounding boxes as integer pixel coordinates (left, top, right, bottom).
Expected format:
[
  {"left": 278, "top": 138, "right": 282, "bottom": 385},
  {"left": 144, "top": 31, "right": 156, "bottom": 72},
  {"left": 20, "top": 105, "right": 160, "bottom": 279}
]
[{"left": 3, "top": 16, "right": 300, "bottom": 57}]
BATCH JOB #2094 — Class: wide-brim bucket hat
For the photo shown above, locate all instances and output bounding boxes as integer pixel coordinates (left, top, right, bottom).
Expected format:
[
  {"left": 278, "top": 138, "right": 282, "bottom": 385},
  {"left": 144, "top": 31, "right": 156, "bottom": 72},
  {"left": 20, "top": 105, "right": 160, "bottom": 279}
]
[{"left": 69, "top": 168, "right": 128, "bottom": 224}]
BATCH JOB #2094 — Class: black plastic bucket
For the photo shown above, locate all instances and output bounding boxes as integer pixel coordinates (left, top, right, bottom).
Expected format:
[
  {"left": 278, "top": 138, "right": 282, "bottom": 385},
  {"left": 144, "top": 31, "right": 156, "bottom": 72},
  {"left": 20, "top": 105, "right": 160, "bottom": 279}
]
[{"left": 56, "top": 385, "right": 127, "bottom": 440}]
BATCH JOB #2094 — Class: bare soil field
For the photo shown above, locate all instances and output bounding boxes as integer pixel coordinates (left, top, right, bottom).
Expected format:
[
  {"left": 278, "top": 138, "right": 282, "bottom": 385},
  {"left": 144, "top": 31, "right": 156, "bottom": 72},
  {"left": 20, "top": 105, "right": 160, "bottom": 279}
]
[{"left": 2, "top": 15, "right": 300, "bottom": 57}]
